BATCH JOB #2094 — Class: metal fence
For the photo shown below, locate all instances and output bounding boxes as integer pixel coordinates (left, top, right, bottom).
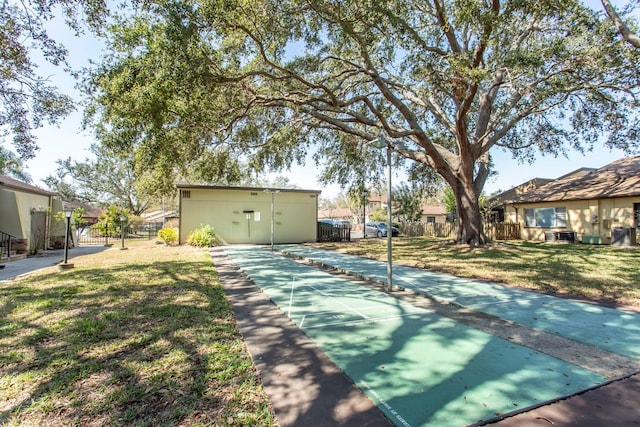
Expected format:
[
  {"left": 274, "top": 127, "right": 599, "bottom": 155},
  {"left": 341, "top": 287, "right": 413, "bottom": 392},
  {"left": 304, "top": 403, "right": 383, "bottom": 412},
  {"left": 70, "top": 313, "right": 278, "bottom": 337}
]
[
  {"left": 76, "top": 222, "right": 163, "bottom": 245},
  {"left": 317, "top": 223, "right": 351, "bottom": 242},
  {"left": 1, "top": 230, "right": 16, "bottom": 258},
  {"left": 400, "top": 221, "right": 521, "bottom": 241}
]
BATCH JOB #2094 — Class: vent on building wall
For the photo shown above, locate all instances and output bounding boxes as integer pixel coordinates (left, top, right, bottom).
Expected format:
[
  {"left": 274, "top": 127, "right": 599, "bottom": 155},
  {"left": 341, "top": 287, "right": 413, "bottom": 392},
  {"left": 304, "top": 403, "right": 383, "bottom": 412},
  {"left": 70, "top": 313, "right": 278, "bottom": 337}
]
[{"left": 182, "top": 190, "right": 191, "bottom": 199}]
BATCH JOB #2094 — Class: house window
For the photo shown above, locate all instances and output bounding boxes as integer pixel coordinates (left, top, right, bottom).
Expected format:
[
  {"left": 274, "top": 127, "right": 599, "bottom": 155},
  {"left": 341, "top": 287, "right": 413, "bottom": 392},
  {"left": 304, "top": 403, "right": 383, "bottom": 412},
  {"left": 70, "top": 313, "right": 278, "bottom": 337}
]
[
  {"left": 634, "top": 203, "right": 640, "bottom": 228},
  {"left": 426, "top": 216, "right": 435, "bottom": 223},
  {"left": 524, "top": 207, "right": 566, "bottom": 228},
  {"left": 181, "top": 190, "right": 191, "bottom": 199}
]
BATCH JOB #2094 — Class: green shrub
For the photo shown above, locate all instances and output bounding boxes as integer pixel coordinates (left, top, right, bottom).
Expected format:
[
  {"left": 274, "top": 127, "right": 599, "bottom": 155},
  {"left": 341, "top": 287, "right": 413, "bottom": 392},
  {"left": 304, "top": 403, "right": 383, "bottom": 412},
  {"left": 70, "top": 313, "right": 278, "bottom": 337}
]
[
  {"left": 187, "top": 224, "right": 218, "bottom": 247},
  {"left": 157, "top": 227, "right": 178, "bottom": 245}
]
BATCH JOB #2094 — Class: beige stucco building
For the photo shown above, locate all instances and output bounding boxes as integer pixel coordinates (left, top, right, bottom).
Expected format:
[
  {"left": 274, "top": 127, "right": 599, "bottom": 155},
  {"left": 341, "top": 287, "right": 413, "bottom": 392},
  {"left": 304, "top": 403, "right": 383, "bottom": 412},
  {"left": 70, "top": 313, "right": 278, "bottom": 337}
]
[
  {"left": 178, "top": 185, "right": 321, "bottom": 245},
  {"left": 499, "top": 157, "right": 640, "bottom": 244},
  {"left": 0, "top": 175, "right": 65, "bottom": 254}
]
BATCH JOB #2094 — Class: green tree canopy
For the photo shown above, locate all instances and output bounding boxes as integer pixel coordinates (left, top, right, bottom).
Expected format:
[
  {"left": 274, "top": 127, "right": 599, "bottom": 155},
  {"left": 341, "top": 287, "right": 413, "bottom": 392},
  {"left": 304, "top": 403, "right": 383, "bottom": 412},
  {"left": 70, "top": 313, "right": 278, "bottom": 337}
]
[
  {"left": 0, "top": 0, "right": 108, "bottom": 159},
  {"left": 84, "top": 0, "right": 640, "bottom": 245},
  {"left": 43, "top": 144, "right": 152, "bottom": 215}
]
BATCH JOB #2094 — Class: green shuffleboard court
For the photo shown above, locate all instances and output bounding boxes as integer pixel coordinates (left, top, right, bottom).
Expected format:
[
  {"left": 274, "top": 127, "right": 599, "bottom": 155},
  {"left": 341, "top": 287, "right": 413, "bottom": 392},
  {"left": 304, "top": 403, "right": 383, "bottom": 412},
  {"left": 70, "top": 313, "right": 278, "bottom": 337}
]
[
  {"left": 223, "top": 246, "right": 605, "bottom": 427},
  {"left": 277, "top": 244, "right": 640, "bottom": 360}
]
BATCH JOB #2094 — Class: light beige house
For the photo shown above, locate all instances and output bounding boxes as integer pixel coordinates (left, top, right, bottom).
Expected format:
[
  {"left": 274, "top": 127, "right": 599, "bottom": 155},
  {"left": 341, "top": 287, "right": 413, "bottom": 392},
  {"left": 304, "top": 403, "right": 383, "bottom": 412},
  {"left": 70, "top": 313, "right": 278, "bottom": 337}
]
[
  {"left": 499, "top": 157, "right": 640, "bottom": 244},
  {"left": 420, "top": 205, "right": 447, "bottom": 223},
  {"left": 0, "top": 175, "right": 65, "bottom": 254},
  {"left": 178, "top": 185, "right": 321, "bottom": 245}
]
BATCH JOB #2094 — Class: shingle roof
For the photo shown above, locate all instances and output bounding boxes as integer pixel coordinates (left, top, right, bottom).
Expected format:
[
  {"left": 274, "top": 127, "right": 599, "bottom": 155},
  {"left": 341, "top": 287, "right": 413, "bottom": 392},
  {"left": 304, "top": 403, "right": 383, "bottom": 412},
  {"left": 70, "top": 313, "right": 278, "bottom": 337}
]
[
  {"left": 0, "top": 174, "right": 55, "bottom": 196},
  {"left": 507, "top": 156, "right": 640, "bottom": 204},
  {"left": 62, "top": 200, "right": 103, "bottom": 219},
  {"left": 421, "top": 205, "right": 446, "bottom": 215}
]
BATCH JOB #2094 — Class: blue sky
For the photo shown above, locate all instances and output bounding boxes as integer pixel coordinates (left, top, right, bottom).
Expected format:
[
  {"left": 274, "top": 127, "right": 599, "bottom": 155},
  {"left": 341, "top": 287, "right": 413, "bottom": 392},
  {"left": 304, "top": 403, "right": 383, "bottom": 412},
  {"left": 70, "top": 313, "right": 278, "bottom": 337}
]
[{"left": 19, "top": 0, "right": 633, "bottom": 199}]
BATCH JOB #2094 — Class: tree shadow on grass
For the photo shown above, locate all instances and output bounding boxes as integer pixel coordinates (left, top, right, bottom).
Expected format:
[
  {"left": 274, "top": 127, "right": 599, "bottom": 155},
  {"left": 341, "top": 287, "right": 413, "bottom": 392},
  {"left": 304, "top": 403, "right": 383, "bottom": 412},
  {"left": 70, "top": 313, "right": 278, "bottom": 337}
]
[{"left": 0, "top": 259, "right": 274, "bottom": 426}]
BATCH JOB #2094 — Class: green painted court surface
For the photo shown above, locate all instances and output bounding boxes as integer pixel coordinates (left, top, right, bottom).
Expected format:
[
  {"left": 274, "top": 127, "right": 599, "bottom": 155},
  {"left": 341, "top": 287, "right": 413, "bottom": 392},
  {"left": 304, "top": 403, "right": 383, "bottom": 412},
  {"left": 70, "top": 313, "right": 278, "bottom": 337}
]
[
  {"left": 223, "top": 246, "right": 608, "bottom": 427},
  {"left": 277, "top": 244, "right": 640, "bottom": 360}
]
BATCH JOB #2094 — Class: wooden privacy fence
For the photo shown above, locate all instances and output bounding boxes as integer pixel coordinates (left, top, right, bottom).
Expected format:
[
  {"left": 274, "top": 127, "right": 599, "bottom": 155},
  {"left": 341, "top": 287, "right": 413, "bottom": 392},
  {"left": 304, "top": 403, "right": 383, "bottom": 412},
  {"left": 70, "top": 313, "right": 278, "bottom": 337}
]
[
  {"left": 400, "top": 222, "right": 521, "bottom": 241},
  {"left": 485, "top": 222, "right": 521, "bottom": 240},
  {"left": 402, "top": 222, "right": 456, "bottom": 238}
]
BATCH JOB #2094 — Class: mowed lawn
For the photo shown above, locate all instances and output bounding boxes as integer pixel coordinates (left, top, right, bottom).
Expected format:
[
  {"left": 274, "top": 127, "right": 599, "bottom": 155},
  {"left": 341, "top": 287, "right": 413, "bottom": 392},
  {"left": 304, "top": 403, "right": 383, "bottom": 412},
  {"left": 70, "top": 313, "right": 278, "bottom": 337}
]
[
  {"left": 0, "top": 240, "right": 276, "bottom": 427},
  {"left": 313, "top": 237, "right": 640, "bottom": 307}
]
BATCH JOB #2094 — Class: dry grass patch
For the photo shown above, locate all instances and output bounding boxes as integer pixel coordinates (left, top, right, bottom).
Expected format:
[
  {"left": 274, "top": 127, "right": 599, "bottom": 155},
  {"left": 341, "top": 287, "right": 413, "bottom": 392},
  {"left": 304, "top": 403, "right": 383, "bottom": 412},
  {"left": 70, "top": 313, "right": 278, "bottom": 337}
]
[
  {"left": 312, "top": 237, "right": 640, "bottom": 307},
  {"left": 0, "top": 240, "right": 276, "bottom": 426}
]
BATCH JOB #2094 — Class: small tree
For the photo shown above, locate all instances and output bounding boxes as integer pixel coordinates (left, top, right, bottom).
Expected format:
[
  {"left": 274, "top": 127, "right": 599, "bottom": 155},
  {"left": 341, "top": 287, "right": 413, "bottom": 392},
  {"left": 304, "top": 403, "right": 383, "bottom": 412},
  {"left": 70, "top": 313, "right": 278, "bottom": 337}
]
[
  {"left": 442, "top": 188, "right": 457, "bottom": 223},
  {"left": 369, "top": 207, "right": 388, "bottom": 223},
  {"left": 394, "top": 183, "right": 425, "bottom": 223}
]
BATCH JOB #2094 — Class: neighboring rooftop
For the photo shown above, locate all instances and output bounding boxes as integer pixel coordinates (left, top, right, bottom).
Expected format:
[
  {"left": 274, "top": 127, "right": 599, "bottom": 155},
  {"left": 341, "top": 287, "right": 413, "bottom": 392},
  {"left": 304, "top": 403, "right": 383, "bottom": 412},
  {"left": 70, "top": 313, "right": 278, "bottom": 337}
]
[
  {"left": 0, "top": 174, "right": 55, "bottom": 196},
  {"left": 504, "top": 156, "right": 640, "bottom": 204},
  {"left": 62, "top": 200, "right": 104, "bottom": 219},
  {"left": 421, "top": 205, "right": 446, "bottom": 215}
]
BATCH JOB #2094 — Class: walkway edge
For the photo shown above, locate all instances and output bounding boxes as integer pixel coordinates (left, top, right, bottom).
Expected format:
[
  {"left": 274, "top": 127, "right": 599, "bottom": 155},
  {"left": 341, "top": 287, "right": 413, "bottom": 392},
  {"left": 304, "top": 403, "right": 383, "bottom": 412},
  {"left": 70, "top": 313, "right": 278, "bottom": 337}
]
[{"left": 211, "top": 248, "right": 392, "bottom": 427}]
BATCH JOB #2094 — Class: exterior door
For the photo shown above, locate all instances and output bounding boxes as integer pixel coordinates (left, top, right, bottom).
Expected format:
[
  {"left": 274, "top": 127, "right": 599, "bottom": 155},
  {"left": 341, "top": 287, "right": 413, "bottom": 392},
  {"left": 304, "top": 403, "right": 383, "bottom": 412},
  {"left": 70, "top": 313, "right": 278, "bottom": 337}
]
[{"left": 30, "top": 211, "right": 47, "bottom": 253}]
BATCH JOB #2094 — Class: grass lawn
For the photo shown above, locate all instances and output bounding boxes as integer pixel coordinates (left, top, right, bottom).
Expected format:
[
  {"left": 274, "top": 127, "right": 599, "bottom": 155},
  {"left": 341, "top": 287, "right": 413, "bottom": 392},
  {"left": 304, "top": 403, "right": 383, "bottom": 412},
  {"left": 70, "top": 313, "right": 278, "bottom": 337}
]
[
  {"left": 0, "top": 240, "right": 276, "bottom": 426},
  {"left": 312, "top": 237, "right": 640, "bottom": 307}
]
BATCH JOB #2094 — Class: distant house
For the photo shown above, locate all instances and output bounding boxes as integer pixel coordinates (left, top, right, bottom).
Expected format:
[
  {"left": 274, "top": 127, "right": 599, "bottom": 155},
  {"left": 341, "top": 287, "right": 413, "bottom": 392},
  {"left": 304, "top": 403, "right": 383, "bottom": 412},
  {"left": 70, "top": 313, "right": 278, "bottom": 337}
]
[
  {"left": 318, "top": 207, "right": 356, "bottom": 223},
  {"left": 0, "top": 175, "right": 65, "bottom": 254},
  {"left": 419, "top": 205, "right": 447, "bottom": 223},
  {"left": 63, "top": 200, "right": 103, "bottom": 225},
  {"left": 178, "top": 185, "right": 320, "bottom": 244},
  {"left": 495, "top": 157, "right": 640, "bottom": 244},
  {"left": 141, "top": 209, "right": 178, "bottom": 225}
]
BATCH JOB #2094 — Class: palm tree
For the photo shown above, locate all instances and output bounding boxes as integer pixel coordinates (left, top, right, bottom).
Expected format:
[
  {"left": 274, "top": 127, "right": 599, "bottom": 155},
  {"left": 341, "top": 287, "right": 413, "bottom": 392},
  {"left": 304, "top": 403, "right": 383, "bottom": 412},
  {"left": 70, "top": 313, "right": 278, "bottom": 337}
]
[{"left": 0, "top": 145, "right": 31, "bottom": 182}]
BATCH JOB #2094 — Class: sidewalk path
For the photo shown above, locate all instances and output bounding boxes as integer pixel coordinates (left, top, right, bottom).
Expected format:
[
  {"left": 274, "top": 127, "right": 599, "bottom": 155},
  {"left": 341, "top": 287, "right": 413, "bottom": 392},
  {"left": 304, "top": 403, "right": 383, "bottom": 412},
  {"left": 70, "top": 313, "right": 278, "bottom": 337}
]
[{"left": 0, "top": 246, "right": 109, "bottom": 281}]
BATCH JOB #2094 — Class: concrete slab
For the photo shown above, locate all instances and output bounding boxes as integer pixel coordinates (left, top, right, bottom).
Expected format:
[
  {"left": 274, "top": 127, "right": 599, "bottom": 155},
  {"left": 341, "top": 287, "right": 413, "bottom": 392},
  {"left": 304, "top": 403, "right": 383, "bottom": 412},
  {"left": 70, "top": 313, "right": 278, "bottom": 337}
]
[
  {"left": 277, "top": 244, "right": 640, "bottom": 360},
  {"left": 211, "top": 247, "right": 392, "bottom": 427},
  {"left": 222, "top": 246, "right": 607, "bottom": 427}
]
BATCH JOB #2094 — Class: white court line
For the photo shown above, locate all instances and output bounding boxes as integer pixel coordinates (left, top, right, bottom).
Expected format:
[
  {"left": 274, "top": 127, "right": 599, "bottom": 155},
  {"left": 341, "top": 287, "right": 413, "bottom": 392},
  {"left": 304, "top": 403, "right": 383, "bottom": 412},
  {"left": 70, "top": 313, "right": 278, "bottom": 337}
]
[
  {"left": 287, "top": 278, "right": 295, "bottom": 317},
  {"left": 306, "top": 283, "right": 372, "bottom": 320}
]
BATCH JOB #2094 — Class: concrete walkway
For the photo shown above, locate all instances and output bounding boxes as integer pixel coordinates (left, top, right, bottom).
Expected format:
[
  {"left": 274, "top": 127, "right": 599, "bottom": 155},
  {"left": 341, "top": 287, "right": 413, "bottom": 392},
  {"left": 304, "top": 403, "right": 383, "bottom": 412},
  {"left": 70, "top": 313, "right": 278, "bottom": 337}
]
[{"left": 0, "top": 246, "right": 109, "bottom": 281}]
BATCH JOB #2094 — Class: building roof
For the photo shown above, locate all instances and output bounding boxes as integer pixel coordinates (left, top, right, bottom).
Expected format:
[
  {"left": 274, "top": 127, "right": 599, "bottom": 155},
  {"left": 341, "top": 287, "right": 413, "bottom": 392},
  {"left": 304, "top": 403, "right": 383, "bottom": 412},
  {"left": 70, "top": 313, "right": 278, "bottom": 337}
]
[
  {"left": 421, "top": 205, "right": 446, "bottom": 215},
  {"left": 506, "top": 156, "right": 640, "bottom": 204},
  {"left": 176, "top": 184, "right": 321, "bottom": 194},
  {"left": 62, "top": 200, "right": 104, "bottom": 219},
  {"left": 318, "top": 207, "right": 355, "bottom": 219},
  {"left": 141, "top": 210, "right": 178, "bottom": 221},
  {"left": 0, "top": 174, "right": 55, "bottom": 196},
  {"left": 489, "top": 178, "right": 554, "bottom": 206}
]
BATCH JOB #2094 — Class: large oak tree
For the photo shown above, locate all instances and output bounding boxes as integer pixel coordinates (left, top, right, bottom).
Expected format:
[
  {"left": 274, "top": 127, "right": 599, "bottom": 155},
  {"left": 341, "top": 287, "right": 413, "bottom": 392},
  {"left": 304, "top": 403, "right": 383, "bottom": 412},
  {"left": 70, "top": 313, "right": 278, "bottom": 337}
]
[
  {"left": 0, "top": 0, "right": 107, "bottom": 159},
  {"left": 85, "top": 0, "right": 640, "bottom": 245}
]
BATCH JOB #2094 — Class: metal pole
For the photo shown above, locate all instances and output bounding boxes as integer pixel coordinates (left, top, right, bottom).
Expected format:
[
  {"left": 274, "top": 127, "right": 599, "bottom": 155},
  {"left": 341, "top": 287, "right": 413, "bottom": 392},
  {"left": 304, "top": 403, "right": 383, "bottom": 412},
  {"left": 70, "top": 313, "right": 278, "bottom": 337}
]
[
  {"left": 270, "top": 192, "right": 275, "bottom": 251},
  {"left": 64, "top": 216, "right": 70, "bottom": 264},
  {"left": 386, "top": 144, "right": 393, "bottom": 292},
  {"left": 362, "top": 196, "right": 366, "bottom": 239}
]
